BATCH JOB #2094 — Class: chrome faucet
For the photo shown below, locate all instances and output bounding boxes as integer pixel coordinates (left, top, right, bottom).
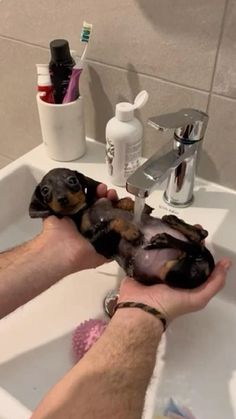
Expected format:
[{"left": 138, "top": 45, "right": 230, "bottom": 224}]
[{"left": 126, "top": 108, "right": 209, "bottom": 207}]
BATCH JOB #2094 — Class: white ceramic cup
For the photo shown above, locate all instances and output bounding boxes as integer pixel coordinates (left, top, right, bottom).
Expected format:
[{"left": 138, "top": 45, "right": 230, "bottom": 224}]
[{"left": 36, "top": 94, "right": 86, "bottom": 161}]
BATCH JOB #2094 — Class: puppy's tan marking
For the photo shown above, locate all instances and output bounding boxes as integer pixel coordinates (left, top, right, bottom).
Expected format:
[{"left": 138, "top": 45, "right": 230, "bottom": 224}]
[
  {"left": 80, "top": 212, "right": 92, "bottom": 234},
  {"left": 159, "top": 259, "right": 179, "bottom": 281},
  {"left": 67, "top": 190, "right": 86, "bottom": 207},
  {"left": 110, "top": 218, "right": 141, "bottom": 242},
  {"left": 115, "top": 198, "right": 134, "bottom": 212}
]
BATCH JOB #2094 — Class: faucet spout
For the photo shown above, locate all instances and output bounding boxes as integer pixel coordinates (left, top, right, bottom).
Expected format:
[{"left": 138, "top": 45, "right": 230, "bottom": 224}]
[
  {"left": 126, "top": 108, "right": 208, "bottom": 207},
  {"left": 126, "top": 140, "right": 198, "bottom": 198}
]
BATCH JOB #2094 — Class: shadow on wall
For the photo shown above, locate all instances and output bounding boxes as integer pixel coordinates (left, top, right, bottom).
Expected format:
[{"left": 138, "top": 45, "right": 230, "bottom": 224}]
[
  {"left": 87, "top": 58, "right": 218, "bottom": 186},
  {"left": 135, "top": 0, "right": 214, "bottom": 38},
  {"left": 127, "top": 64, "right": 142, "bottom": 122},
  {"left": 87, "top": 63, "right": 144, "bottom": 144},
  {"left": 135, "top": 0, "right": 220, "bottom": 184},
  {"left": 198, "top": 147, "right": 219, "bottom": 183},
  {"left": 136, "top": 0, "right": 172, "bottom": 31},
  {"left": 88, "top": 65, "right": 113, "bottom": 144},
  {"left": 117, "top": 64, "right": 142, "bottom": 119}
]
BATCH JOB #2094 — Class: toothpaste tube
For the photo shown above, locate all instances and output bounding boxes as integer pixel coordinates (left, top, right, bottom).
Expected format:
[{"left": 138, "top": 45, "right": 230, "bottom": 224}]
[
  {"left": 36, "top": 64, "right": 54, "bottom": 104},
  {"left": 62, "top": 59, "right": 83, "bottom": 104}
]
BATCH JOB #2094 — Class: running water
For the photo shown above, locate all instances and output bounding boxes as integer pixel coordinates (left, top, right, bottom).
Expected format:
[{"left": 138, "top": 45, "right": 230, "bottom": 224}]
[{"left": 134, "top": 196, "right": 145, "bottom": 223}]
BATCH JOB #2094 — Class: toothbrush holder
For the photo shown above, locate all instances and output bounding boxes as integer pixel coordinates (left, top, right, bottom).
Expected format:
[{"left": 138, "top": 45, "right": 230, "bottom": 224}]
[{"left": 36, "top": 94, "right": 86, "bottom": 161}]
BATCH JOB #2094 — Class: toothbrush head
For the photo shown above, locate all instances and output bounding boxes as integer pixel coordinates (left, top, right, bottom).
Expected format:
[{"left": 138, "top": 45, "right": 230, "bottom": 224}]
[{"left": 80, "top": 21, "right": 93, "bottom": 43}]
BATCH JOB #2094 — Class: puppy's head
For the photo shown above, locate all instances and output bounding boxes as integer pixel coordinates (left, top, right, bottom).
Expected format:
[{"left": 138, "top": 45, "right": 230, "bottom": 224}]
[{"left": 29, "top": 168, "right": 88, "bottom": 218}]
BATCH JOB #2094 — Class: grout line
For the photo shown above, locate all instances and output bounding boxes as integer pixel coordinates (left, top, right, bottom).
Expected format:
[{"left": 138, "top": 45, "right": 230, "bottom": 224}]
[
  {"left": 86, "top": 58, "right": 210, "bottom": 95},
  {"left": 90, "top": 58, "right": 236, "bottom": 101},
  {"left": 0, "top": 33, "right": 210, "bottom": 95},
  {"left": 2, "top": 31, "right": 236, "bottom": 102},
  {"left": 206, "top": 0, "right": 230, "bottom": 113},
  {"left": 210, "top": 91, "right": 236, "bottom": 101},
  {"left": 0, "top": 34, "right": 49, "bottom": 50}
]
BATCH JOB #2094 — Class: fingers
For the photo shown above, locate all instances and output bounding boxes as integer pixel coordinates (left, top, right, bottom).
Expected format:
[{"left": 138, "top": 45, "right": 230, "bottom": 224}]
[
  {"left": 194, "top": 224, "right": 202, "bottom": 229},
  {"left": 96, "top": 183, "right": 108, "bottom": 198},
  {"left": 191, "top": 258, "right": 231, "bottom": 309},
  {"left": 107, "top": 189, "right": 118, "bottom": 201},
  {"left": 96, "top": 183, "right": 118, "bottom": 201}
]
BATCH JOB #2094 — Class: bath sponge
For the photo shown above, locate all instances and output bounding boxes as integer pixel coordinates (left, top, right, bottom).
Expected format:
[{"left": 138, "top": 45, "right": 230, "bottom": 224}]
[{"left": 72, "top": 318, "right": 107, "bottom": 361}]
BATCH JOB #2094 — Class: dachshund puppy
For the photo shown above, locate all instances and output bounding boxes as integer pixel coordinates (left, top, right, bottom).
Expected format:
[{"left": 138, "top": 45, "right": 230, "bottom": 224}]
[{"left": 29, "top": 168, "right": 215, "bottom": 289}]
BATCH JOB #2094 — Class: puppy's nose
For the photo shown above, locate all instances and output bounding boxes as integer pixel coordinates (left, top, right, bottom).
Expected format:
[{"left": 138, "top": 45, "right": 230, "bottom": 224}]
[{"left": 57, "top": 196, "right": 69, "bottom": 207}]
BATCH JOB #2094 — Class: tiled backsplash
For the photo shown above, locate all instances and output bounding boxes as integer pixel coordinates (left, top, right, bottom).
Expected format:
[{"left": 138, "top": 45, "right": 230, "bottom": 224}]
[{"left": 0, "top": 0, "right": 235, "bottom": 189}]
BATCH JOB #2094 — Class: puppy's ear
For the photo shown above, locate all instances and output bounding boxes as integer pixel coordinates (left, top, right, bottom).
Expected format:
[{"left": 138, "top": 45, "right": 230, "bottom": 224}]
[
  {"left": 29, "top": 185, "right": 51, "bottom": 218},
  {"left": 75, "top": 171, "right": 100, "bottom": 205}
]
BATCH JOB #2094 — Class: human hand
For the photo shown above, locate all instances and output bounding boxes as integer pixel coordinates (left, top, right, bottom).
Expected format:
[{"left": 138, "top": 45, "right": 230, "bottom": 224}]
[
  {"left": 39, "top": 184, "right": 118, "bottom": 273},
  {"left": 118, "top": 259, "right": 231, "bottom": 323}
]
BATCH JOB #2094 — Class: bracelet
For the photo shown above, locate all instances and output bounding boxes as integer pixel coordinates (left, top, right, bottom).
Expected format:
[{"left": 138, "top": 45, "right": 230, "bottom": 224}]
[{"left": 114, "top": 301, "right": 167, "bottom": 332}]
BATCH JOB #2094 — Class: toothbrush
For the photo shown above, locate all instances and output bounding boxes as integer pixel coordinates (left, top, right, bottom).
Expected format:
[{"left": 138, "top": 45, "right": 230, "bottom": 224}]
[
  {"left": 80, "top": 21, "right": 93, "bottom": 63},
  {"left": 62, "top": 21, "right": 93, "bottom": 103}
]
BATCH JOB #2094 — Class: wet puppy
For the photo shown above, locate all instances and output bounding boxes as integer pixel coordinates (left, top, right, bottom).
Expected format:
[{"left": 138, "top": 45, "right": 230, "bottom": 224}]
[{"left": 29, "top": 168, "right": 215, "bottom": 289}]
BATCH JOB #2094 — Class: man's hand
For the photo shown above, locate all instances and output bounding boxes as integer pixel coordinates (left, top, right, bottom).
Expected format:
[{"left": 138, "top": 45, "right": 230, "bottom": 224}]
[
  {"left": 119, "top": 259, "right": 231, "bottom": 322},
  {"left": 39, "top": 184, "right": 118, "bottom": 273}
]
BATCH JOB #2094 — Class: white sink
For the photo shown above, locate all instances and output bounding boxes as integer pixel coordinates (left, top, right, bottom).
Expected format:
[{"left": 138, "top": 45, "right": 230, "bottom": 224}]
[{"left": 0, "top": 138, "right": 236, "bottom": 419}]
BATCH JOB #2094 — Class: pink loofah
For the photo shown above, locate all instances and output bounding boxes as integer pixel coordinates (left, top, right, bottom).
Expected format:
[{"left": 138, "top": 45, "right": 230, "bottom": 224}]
[{"left": 72, "top": 318, "right": 108, "bottom": 361}]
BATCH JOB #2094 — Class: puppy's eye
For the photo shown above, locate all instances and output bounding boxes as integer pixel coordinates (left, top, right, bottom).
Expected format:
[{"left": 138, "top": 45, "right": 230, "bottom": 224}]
[
  {"left": 67, "top": 176, "right": 79, "bottom": 186},
  {"left": 41, "top": 186, "right": 50, "bottom": 196}
]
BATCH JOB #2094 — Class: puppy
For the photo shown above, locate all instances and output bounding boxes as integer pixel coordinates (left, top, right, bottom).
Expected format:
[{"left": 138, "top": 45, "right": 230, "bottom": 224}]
[{"left": 29, "top": 168, "right": 215, "bottom": 289}]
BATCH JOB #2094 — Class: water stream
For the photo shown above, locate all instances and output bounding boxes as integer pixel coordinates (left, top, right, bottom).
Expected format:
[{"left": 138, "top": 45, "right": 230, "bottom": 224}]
[{"left": 133, "top": 196, "right": 145, "bottom": 224}]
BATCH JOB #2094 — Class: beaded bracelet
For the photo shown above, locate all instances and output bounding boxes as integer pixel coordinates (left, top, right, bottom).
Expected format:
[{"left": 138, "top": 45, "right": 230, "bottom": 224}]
[{"left": 115, "top": 301, "right": 167, "bottom": 332}]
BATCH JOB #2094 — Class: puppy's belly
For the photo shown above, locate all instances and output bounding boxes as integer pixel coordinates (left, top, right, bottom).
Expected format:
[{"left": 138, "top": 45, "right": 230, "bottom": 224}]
[
  {"left": 133, "top": 247, "right": 182, "bottom": 279},
  {"left": 118, "top": 218, "right": 187, "bottom": 279}
]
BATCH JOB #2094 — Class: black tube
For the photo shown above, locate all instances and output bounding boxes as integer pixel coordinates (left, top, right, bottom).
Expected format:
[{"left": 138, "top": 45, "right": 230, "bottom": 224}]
[{"left": 49, "top": 39, "right": 75, "bottom": 104}]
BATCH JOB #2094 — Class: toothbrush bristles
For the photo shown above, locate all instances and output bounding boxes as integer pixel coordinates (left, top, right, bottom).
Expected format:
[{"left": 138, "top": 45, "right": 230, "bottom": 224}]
[{"left": 80, "top": 21, "right": 93, "bottom": 43}]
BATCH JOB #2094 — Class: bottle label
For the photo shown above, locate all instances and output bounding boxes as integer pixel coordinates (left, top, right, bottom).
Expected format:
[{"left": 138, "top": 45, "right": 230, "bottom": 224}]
[
  {"left": 106, "top": 138, "right": 142, "bottom": 185},
  {"left": 124, "top": 139, "right": 142, "bottom": 177},
  {"left": 105, "top": 138, "right": 115, "bottom": 176}
]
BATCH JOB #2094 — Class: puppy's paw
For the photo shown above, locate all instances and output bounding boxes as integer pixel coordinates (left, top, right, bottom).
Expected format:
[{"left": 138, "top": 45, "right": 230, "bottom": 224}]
[
  {"left": 110, "top": 218, "right": 142, "bottom": 244},
  {"left": 115, "top": 198, "right": 134, "bottom": 212},
  {"left": 123, "top": 225, "right": 142, "bottom": 243}
]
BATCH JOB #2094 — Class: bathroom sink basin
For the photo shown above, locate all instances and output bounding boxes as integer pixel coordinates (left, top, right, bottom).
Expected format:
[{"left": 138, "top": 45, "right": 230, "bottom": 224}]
[{"left": 0, "top": 139, "right": 236, "bottom": 419}]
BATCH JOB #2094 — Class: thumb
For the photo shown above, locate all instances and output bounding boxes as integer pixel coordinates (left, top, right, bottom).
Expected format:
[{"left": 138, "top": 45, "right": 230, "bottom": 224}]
[{"left": 191, "top": 258, "right": 231, "bottom": 310}]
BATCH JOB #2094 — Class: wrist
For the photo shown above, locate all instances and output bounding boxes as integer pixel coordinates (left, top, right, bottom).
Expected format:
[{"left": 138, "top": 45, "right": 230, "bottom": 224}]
[
  {"left": 34, "top": 233, "right": 73, "bottom": 277},
  {"left": 39, "top": 216, "right": 108, "bottom": 275},
  {"left": 115, "top": 302, "right": 167, "bottom": 332},
  {"left": 112, "top": 306, "right": 164, "bottom": 336}
]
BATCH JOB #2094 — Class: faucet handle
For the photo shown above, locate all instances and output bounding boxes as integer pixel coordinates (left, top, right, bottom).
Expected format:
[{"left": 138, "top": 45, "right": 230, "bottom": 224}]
[{"left": 148, "top": 108, "right": 208, "bottom": 142}]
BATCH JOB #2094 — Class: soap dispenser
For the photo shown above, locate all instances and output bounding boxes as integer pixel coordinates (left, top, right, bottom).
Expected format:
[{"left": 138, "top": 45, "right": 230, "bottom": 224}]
[{"left": 105, "top": 90, "right": 149, "bottom": 186}]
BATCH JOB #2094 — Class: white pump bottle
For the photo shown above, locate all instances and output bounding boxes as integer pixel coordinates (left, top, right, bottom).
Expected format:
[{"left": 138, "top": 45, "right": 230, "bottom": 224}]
[{"left": 105, "top": 90, "right": 149, "bottom": 186}]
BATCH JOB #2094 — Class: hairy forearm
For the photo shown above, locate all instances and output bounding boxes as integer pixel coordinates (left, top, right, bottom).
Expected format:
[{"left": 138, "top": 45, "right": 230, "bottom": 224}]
[
  {"left": 0, "top": 214, "right": 106, "bottom": 319},
  {"left": 0, "top": 237, "right": 72, "bottom": 319},
  {"left": 32, "top": 309, "right": 163, "bottom": 419},
  {"left": 0, "top": 243, "right": 31, "bottom": 270}
]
